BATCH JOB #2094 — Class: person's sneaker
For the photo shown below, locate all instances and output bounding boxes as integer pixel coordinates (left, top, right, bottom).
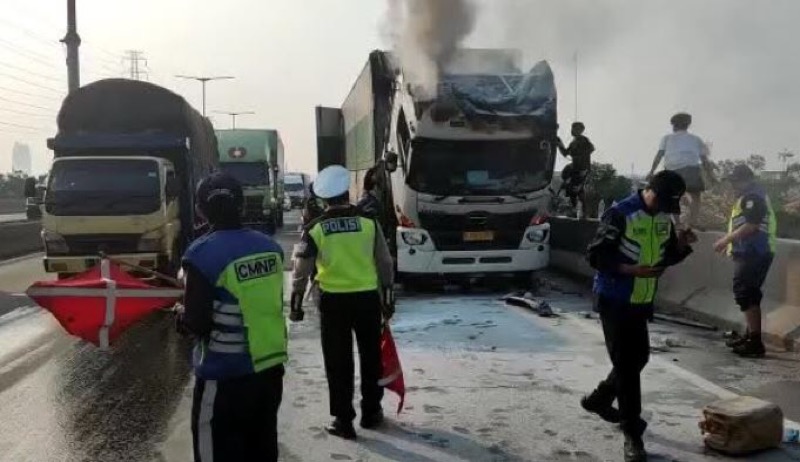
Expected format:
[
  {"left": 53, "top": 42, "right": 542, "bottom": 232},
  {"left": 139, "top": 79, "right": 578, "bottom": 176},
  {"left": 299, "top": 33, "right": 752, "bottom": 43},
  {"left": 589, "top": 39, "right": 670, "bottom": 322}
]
[
  {"left": 733, "top": 337, "right": 766, "bottom": 358},
  {"left": 581, "top": 395, "right": 621, "bottom": 423},
  {"left": 326, "top": 419, "right": 357, "bottom": 440},
  {"left": 624, "top": 434, "right": 647, "bottom": 462},
  {"left": 360, "top": 411, "right": 385, "bottom": 429}
]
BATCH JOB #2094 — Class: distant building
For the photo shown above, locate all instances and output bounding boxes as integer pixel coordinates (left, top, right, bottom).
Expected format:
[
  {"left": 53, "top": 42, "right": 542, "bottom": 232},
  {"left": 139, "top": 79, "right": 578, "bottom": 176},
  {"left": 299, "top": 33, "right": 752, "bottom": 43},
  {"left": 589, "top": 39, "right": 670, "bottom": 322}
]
[{"left": 11, "top": 143, "right": 31, "bottom": 176}]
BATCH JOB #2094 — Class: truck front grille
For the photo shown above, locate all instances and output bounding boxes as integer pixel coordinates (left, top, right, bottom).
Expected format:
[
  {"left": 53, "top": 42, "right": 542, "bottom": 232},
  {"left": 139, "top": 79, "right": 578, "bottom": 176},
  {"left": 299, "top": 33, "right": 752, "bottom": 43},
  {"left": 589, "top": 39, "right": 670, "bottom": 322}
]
[
  {"left": 417, "top": 210, "right": 532, "bottom": 251},
  {"left": 63, "top": 234, "right": 141, "bottom": 255}
]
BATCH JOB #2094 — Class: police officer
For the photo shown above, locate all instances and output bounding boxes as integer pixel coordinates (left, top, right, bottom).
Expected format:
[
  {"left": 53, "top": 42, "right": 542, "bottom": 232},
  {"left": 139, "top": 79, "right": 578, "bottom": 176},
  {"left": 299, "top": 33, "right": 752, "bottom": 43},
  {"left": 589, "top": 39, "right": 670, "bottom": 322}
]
[
  {"left": 178, "top": 172, "right": 287, "bottom": 462},
  {"left": 291, "top": 165, "right": 394, "bottom": 440},
  {"left": 714, "top": 165, "right": 776, "bottom": 358},
  {"left": 584, "top": 170, "right": 695, "bottom": 462}
]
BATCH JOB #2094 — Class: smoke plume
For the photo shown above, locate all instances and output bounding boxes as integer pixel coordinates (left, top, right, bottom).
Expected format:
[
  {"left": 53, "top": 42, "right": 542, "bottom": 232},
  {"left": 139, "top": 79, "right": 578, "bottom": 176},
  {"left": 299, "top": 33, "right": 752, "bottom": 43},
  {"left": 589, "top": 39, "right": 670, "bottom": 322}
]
[{"left": 386, "top": 0, "right": 477, "bottom": 97}]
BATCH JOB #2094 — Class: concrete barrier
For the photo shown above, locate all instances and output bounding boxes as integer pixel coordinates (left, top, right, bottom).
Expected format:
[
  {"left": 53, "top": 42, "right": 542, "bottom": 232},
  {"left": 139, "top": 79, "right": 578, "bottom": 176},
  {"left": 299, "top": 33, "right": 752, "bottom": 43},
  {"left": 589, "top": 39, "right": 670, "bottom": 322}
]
[
  {"left": 0, "top": 221, "right": 42, "bottom": 260},
  {"left": 549, "top": 217, "right": 800, "bottom": 350}
]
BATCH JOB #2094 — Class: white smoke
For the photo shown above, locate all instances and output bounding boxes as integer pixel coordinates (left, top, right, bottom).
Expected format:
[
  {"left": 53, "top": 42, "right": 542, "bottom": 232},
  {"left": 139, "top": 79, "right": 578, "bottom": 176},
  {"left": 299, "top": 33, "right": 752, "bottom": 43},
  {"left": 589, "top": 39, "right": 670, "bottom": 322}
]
[{"left": 386, "top": 0, "right": 477, "bottom": 97}]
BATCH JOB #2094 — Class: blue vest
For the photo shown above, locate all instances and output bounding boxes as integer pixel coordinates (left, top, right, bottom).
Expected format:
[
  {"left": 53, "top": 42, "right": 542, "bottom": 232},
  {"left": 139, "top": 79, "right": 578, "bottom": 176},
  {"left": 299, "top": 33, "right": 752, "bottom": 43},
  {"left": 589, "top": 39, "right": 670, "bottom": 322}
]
[
  {"left": 184, "top": 229, "right": 285, "bottom": 380},
  {"left": 593, "top": 193, "right": 673, "bottom": 306},
  {"left": 729, "top": 184, "right": 776, "bottom": 258}
]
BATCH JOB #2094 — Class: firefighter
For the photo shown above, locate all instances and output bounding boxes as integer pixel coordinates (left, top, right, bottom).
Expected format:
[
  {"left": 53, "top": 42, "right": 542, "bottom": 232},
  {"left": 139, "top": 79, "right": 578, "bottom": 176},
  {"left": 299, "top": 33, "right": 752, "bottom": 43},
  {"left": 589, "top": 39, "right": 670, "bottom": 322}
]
[
  {"left": 178, "top": 172, "right": 287, "bottom": 462},
  {"left": 714, "top": 165, "right": 776, "bottom": 358},
  {"left": 583, "top": 170, "right": 695, "bottom": 462},
  {"left": 291, "top": 165, "right": 395, "bottom": 440}
]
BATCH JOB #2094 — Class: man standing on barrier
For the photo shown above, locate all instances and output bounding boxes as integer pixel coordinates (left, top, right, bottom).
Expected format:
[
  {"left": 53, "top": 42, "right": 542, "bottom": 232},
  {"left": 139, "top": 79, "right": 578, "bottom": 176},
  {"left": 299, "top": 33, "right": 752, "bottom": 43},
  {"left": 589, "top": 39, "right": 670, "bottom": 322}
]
[
  {"left": 290, "top": 165, "right": 395, "bottom": 440},
  {"left": 583, "top": 170, "right": 696, "bottom": 462}
]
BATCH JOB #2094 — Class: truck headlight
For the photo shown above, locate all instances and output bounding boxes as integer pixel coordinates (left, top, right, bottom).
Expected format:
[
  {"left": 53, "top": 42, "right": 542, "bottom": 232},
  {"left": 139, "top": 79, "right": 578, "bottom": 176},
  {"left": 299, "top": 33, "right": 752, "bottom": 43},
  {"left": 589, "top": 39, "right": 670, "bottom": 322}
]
[
  {"left": 42, "top": 230, "right": 68, "bottom": 254},
  {"left": 526, "top": 229, "right": 548, "bottom": 243},
  {"left": 137, "top": 238, "right": 161, "bottom": 252},
  {"left": 401, "top": 231, "right": 428, "bottom": 246}
]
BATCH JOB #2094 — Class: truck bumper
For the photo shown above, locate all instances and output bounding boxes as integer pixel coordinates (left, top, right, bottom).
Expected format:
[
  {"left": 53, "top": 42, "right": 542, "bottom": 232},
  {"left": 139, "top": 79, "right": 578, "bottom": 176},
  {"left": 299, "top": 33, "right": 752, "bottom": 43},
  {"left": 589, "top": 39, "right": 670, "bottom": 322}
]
[
  {"left": 44, "top": 253, "right": 160, "bottom": 274},
  {"left": 396, "top": 225, "right": 550, "bottom": 275}
]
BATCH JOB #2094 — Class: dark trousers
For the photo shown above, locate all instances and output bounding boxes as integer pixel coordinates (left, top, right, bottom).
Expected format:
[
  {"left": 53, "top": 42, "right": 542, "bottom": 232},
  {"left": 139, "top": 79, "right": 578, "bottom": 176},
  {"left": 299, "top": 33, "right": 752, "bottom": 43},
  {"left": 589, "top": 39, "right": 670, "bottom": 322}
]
[
  {"left": 591, "top": 297, "right": 651, "bottom": 437},
  {"left": 192, "top": 365, "right": 284, "bottom": 462},
  {"left": 319, "top": 290, "right": 384, "bottom": 421}
]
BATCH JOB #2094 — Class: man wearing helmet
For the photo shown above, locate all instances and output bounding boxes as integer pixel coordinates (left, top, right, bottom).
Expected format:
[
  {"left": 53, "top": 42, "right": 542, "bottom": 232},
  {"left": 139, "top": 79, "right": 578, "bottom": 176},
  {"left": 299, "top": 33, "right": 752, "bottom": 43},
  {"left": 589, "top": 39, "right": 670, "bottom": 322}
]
[
  {"left": 178, "top": 172, "right": 288, "bottom": 462},
  {"left": 291, "top": 165, "right": 395, "bottom": 440},
  {"left": 648, "top": 113, "right": 715, "bottom": 229}
]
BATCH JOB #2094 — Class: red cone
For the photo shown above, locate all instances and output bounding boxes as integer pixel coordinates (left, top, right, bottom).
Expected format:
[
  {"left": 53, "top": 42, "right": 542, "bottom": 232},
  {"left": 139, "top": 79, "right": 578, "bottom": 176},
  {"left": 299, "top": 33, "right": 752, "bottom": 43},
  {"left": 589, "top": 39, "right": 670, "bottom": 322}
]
[
  {"left": 378, "top": 325, "right": 406, "bottom": 414},
  {"left": 26, "top": 260, "right": 182, "bottom": 348}
]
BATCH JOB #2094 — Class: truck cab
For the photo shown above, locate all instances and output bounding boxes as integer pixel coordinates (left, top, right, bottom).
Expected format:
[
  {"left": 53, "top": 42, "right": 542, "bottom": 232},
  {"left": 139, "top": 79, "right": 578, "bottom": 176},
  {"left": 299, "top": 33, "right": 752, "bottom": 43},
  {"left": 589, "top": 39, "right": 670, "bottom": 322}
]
[{"left": 42, "top": 155, "right": 182, "bottom": 276}]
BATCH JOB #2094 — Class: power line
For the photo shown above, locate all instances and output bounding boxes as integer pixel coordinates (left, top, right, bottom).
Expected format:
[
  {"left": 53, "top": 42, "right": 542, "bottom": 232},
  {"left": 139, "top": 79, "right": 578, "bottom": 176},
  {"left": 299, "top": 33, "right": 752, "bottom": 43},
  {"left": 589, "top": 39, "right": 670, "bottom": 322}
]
[
  {"left": 0, "top": 84, "right": 62, "bottom": 102},
  {"left": 0, "top": 120, "right": 50, "bottom": 132},
  {"left": 0, "top": 106, "right": 53, "bottom": 118},
  {"left": 0, "top": 38, "right": 60, "bottom": 70},
  {"left": 0, "top": 16, "right": 60, "bottom": 49},
  {"left": 0, "top": 61, "right": 63, "bottom": 83},
  {"left": 0, "top": 95, "right": 57, "bottom": 112},
  {"left": 0, "top": 71, "right": 64, "bottom": 95}
]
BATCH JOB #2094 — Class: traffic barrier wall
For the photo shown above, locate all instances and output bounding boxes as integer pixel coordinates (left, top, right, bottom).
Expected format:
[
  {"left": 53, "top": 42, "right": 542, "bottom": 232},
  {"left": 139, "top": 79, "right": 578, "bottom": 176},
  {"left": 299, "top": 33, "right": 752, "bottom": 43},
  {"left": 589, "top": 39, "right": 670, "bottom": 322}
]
[
  {"left": 0, "top": 221, "right": 42, "bottom": 260},
  {"left": 549, "top": 217, "right": 800, "bottom": 350}
]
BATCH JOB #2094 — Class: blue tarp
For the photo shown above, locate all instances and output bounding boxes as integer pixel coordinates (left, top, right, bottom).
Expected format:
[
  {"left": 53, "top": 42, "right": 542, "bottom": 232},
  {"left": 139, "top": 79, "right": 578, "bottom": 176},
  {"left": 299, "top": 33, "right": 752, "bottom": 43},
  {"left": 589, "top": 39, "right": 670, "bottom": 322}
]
[{"left": 439, "top": 61, "right": 557, "bottom": 128}]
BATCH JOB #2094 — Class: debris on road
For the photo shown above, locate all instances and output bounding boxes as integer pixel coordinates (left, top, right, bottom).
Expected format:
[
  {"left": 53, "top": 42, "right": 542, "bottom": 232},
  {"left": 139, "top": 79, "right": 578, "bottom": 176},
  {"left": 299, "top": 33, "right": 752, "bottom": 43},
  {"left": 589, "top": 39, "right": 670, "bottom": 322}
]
[
  {"left": 503, "top": 295, "right": 557, "bottom": 318},
  {"left": 653, "top": 313, "right": 717, "bottom": 331}
]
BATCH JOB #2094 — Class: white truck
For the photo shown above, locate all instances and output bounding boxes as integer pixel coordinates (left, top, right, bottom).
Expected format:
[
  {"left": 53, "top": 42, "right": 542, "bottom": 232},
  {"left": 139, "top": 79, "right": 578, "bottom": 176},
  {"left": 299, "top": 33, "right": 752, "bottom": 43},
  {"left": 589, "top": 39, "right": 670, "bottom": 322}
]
[{"left": 316, "top": 49, "right": 557, "bottom": 284}]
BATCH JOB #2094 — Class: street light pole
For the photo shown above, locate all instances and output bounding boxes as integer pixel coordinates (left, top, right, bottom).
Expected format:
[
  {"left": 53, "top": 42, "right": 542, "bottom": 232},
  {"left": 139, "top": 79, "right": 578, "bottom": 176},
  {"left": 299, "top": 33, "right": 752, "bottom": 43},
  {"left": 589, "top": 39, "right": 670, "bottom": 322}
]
[
  {"left": 62, "top": 0, "right": 81, "bottom": 93},
  {"left": 214, "top": 111, "right": 255, "bottom": 129},
  {"left": 175, "top": 75, "right": 235, "bottom": 117}
]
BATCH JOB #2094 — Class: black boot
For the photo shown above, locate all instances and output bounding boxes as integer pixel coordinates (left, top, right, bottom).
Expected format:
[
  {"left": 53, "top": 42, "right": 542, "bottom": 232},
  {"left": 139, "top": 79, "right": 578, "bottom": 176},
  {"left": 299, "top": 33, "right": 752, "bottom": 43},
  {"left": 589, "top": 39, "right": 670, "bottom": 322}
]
[
  {"left": 581, "top": 394, "right": 621, "bottom": 424},
  {"left": 624, "top": 434, "right": 647, "bottom": 462},
  {"left": 326, "top": 418, "right": 357, "bottom": 440},
  {"left": 733, "top": 335, "right": 766, "bottom": 358},
  {"left": 360, "top": 410, "right": 385, "bottom": 429}
]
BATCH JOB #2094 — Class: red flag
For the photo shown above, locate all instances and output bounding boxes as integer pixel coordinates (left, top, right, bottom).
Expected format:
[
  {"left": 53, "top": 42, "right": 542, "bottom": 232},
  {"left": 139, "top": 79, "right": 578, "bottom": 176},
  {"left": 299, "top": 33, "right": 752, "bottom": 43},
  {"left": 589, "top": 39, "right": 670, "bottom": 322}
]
[
  {"left": 378, "top": 325, "right": 406, "bottom": 414},
  {"left": 26, "top": 260, "right": 182, "bottom": 348}
]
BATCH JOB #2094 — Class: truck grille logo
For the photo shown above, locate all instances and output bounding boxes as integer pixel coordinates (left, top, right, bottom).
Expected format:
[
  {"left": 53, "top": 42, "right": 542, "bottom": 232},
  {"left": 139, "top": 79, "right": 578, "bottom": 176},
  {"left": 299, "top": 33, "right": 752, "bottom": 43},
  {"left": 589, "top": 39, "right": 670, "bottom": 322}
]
[{"left": 228, "top": 147, "right": 247, "bottom": 159}]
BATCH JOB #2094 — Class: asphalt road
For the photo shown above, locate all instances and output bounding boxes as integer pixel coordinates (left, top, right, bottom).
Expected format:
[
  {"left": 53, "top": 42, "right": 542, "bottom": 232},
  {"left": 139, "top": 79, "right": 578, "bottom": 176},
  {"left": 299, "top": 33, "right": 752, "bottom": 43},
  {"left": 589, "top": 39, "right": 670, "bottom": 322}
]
[
  {"left": 1, "top": 210, "right": 800, "bottom": 461},
  {"left": 0, "top": 213, "right": 28, "bottom": 224}
]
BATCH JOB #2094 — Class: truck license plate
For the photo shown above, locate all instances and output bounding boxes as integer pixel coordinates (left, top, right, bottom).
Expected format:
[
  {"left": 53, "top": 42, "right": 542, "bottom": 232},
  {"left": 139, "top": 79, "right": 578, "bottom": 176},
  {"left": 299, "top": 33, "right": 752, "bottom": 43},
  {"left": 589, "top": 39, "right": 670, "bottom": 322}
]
[{"left": 463, "top": 231, "right": 495, "bottom": 242}]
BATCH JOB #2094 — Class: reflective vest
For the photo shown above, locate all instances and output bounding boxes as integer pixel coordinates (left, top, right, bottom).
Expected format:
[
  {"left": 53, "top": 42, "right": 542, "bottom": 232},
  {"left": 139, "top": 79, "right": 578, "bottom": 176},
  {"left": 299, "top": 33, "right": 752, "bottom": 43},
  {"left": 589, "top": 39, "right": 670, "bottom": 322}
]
[
  {"left": 593, "top": 193, "right": 673, "bottom": 305},
  {"left": 727, "top": 185, "right": 777, "bottom": 257},
  {"left": 308, "top": 215, "right": 379, "bottom": 293},
  {"left": 184, "top": 229, "right": 287, "bottom": 380}
]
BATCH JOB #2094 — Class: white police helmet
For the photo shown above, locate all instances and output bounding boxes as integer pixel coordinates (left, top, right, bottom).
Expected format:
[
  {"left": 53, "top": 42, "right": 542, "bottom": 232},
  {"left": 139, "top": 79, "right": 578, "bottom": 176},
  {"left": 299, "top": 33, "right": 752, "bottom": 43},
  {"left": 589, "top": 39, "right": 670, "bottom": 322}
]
[{"left": 313, "top": 165, "right": 350, "bottom": 199}]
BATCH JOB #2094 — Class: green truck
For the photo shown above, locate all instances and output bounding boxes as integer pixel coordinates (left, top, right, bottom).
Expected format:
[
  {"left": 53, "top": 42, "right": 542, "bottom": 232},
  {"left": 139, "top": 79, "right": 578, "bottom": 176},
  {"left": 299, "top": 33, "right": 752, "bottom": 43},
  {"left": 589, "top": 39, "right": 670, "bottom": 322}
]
[{"left": 216, "top": 129, "right": 285, "bottom": 234}]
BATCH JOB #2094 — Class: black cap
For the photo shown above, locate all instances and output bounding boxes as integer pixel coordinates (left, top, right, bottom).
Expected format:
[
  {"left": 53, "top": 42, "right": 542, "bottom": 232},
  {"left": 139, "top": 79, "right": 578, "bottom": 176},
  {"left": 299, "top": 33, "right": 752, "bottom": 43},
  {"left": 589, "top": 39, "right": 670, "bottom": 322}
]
[
  {"left": 670, "top": 112, "right": 692, "bottom": 128},
  {"left": 196, "top": 172, "right": 243, "bottom": 222},
  {"left": 647, "top": 170, "right": 686, "bottom": 214},
  {"left": 726, "top": 164, "right": 755, "bottom": 183}
]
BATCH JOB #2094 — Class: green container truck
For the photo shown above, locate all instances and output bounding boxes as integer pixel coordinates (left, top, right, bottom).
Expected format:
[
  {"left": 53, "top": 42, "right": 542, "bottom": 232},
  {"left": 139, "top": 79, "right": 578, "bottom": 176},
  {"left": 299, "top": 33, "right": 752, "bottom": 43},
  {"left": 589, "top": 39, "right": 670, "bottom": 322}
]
[{"left": 216, "top": 129, "right": 285, "bottom": 234}]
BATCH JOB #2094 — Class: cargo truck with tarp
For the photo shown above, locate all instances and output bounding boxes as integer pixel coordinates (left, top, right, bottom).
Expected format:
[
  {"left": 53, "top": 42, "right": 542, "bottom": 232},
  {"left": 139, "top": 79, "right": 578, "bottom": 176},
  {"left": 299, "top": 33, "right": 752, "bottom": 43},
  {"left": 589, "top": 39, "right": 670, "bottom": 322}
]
[
  {"left": 216, "top": 129, "right": 285, "bottom": 234},
  {"left": 317, "top": 49, "right": 557, "bottom": 284},
  {"left": 42, "top": 79, "right": 218, "bottom": 278}
]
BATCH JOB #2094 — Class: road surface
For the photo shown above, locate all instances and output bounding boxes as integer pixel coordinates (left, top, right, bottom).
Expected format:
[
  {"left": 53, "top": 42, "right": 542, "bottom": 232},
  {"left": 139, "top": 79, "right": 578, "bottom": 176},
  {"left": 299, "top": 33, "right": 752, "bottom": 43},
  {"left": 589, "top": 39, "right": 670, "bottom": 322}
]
[
  {"left": 0, "top": 213, "right": 28, "bottom": 224},
  {"left": 1, "top": 211, "right": 800, "bottom": 461}
]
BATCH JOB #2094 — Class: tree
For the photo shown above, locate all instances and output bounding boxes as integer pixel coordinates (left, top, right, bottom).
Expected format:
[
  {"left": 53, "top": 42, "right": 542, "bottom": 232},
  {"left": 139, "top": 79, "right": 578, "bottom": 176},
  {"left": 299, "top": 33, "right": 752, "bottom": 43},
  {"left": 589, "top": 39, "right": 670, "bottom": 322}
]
[
  {"left": 746, "top": 154, "right": 766, "bottom": 173},
  {"left": 583, "top": 162, "right": 633, "bottom": 216}
]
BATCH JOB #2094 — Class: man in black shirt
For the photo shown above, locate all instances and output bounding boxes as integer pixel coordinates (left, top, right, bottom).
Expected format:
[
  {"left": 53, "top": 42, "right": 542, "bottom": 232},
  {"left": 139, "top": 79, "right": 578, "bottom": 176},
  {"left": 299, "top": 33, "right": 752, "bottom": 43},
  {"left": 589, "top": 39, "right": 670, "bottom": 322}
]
[{"left": 558, "top": 122, "right": 595, "bottom": 215}]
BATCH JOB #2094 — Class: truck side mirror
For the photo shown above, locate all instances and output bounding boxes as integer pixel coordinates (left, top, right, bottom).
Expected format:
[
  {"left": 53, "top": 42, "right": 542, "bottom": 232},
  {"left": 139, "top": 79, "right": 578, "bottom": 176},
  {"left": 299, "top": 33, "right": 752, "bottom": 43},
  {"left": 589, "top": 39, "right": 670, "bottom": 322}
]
[
  {"left": 384, "top": 151, "right": 399, "bottom": 173},
  {"left": 24, "top": 178, "right": 37, "bottom": 198},
  {"left": 165, "top": 177, "right": 180, "bottom": 200}
]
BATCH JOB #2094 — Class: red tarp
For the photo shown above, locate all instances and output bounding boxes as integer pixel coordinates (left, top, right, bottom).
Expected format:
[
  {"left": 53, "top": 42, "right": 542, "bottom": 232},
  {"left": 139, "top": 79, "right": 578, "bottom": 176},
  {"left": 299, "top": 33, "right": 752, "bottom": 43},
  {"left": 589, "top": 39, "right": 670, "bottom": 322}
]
[
  {"left": 26, "top": 261, "right": 182, "bottom": 348},
  {"left": 378, "top": 325, "right": 406, "bottom": 414}
]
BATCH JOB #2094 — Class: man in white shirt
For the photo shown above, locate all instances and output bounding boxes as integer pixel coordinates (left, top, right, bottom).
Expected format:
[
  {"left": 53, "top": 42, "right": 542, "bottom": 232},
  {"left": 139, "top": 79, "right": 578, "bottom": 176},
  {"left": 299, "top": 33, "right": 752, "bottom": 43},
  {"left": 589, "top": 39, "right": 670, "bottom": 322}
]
[{"left": 648, "top": 113, "right": 714, "bottom": 229}]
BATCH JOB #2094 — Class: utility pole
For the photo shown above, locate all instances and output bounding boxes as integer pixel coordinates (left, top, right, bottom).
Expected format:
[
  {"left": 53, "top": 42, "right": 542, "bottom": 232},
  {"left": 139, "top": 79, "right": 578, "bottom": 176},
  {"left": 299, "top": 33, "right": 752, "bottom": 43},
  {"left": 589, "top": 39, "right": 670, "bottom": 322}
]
[
  {"left": 574, "top": 51, "right": 579, "bottom": 122},
  {"left": 61, "top": 0, "right": 81, "bottom": 93},
  {"left": 123, "top": 50, "right": 148, "bottom": 81},
  {"left": 778, "top": 149, "right": 795, "bottom": 173},
  {"left": 214, "top": 111, "right": 254, "bottom": 129},
  {"left": 175, "top": 75, "right": 235, "bottom": 117}
]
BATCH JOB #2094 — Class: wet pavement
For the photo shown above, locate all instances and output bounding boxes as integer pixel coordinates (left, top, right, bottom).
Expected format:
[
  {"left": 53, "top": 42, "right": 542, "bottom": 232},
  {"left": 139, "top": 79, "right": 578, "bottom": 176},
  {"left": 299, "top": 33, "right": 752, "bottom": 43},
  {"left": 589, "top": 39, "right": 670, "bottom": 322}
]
[{"left": 1, "top": 211, "right": 800, "bottom": 461}]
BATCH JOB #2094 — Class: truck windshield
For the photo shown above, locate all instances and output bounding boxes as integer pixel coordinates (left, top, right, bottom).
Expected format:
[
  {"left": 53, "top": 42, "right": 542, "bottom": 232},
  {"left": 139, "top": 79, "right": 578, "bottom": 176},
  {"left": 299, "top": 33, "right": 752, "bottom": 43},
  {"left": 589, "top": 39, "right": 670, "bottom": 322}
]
[
  {"left": 407, "top": 138, "right": 553, "bottom": 196},
  {"left": 220, "top": 163, "right": 269, "bottom": 187},
  {"left": 46, "top": 159, "right": 161, "bottom": 216}
]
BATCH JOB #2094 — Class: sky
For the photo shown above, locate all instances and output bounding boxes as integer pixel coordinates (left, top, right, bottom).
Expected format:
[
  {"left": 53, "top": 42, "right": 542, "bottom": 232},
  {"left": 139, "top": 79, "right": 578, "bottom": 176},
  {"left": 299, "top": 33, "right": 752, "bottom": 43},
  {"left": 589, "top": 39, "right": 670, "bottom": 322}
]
[{"left": 0, "top": 0, "right": 798, "bottom": 176}]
